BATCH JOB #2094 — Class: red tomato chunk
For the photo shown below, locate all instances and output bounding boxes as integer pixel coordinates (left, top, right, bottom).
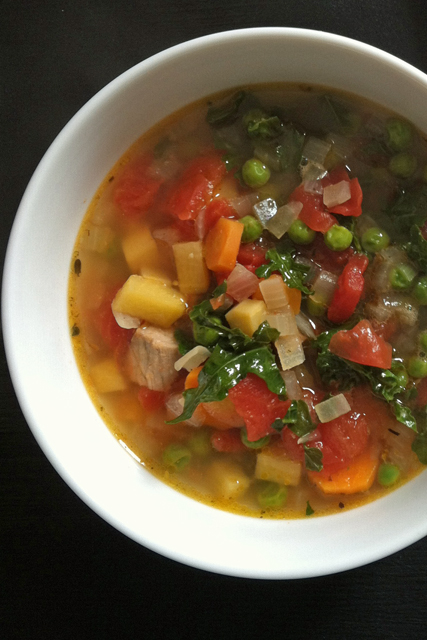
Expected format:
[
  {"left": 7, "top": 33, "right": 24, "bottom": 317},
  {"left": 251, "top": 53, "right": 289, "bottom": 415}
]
[{"left": 329, "top": 319, "right": 393, "bottom": 369}]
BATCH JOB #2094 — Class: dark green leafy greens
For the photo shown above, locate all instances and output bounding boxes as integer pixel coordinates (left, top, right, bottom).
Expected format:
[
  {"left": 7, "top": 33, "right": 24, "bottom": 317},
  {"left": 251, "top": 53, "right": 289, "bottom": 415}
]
[
  {"left": 305, "top": 501, "right": 315, "bottom": 516},
  {"left": 255, "top": 244, "right": 312, "bottom": 295},
  {"left": 304, "top": 446, "right": 323, "bottom": 472},
  {"left": 315, "top": 329, "right": 417, "bottom": 434},
  {"left": 272, "top": 401, "right": 323, "bottom": 472},
  {"left": 167, "top": 344, "right": 286, "bottom": 424},
  {"left": 206, "top": 91, "right": 246, "bottom": 127},
  {"left": 404, "top": 225, "right": 427, "bottom": 272},
  {"left": 412, "top": 407, "right": 427, "bottom": 464},
  {"left": 387, "top": 185, "right": 427, "bottom": 235},
  {"left": 174, "top": 329, "right": 196, "bottom": 356},
  {"left": 244, "top": 109, "right": 284, "bottom": 140}
]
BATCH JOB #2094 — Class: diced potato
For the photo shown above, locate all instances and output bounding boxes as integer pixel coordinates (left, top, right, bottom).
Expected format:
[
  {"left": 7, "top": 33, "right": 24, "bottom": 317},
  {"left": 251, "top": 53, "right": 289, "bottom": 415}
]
[
  {"left": 225, "top": 299, "right": 267, "bottom": 337},
  {"left": 112, "top": 275, "right": 186, "bottom": 329},
  {"left": 122, "top": 225, "right": 162, "bottom": 273},
  {"left": 140, "top": 265, "right": 172, "bottom": 286},
  {"left": 172, "top": 241, "right": 210, "bottom": 294},
  {"left": 208, "top": 459, "right": 251, "bottom": 500},
  {"left": 91, "top": 358, "right": 128, "bottom": 394},
  {"left": 255, "top": 449, "right": 302, "bottom": 486}
]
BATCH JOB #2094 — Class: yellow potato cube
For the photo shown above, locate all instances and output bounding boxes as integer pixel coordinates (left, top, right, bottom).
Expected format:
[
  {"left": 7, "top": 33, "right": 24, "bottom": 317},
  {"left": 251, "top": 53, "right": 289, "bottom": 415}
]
[
  {"left": 208, "top": 460, "right": 251, "bottom": 501},
  {"left": 225, "top": 299, "right": 267, "bottom": 337},
  {"left": 255, "top": 450, "right": 302, "bottom": 486},
  {"left": 91, "top": 358, "right": 128, "bottom": 394},
  {"left": 172, "top": 241, "right": 210, "bottom": 294},
  {"left": 122, "top": 225, "right": 162, "bottom": 273},
  {"left": 112, "top": 275, "right": 186, "bottom": 329}
]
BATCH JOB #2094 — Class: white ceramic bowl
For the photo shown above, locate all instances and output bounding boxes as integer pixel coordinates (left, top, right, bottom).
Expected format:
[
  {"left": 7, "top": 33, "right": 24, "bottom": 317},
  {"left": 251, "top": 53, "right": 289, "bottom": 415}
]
[{"left": 4, "top": 28, "right": 427, "bottom": 579}]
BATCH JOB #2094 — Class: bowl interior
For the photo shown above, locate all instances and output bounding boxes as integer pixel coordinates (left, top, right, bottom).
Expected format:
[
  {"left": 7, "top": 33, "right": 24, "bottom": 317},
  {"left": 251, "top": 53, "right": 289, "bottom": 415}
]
[{"left": 4, "top": 28, "right": 427, "bottom": 578}]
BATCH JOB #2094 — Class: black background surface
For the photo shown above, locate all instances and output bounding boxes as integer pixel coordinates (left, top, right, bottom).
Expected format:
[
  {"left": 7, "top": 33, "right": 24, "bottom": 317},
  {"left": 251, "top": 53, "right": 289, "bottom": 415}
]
[{"left": 2, "top": 1, "right": 427, "bottom": 638}]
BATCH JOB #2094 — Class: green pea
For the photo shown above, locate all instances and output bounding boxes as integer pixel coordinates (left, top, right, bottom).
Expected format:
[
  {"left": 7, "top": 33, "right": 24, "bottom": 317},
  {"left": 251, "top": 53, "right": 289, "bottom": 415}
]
[
  {"left": 240, "top": 215, "right": 263, "bottom": 243},
  {"left": 361, "top": 227, "right": 390, "bottom": 253},
  {"left": 193, "top": 316, "right": 222, "bottom": 346},
  {"left": 377, "top": 463, "right": 401, "bottom": 487},
  {"left": 162, "top": 443, "right": 192, "bottom": 471},
  {"left": 256, "top": 481, "right": 288, "bottom": 509},
  {"left": 407, "top": 356, "right": 427, "bottom": 379},
  {"left": 241, "top": 158, "right": 271, "bottom": 188},
  {"left": 420, "top": 331, "right": 427, "bottom": 352},
  {"left": 386, "top": 118, "right": 413, "bottom": 152},
  {"left": 388, "top": 152, "right": 417, "bottom": 178},
  {"left": 389, "top": 263, "right": 417, "bottom": 290},
  {"left": 241, "top": 428, "right": 270, "bottom": 449},
  {"left": 288, "top": 219, "right": 316, "bottom": 245},
  {"left": 413, "top": 275, "right": 427, "bottom": 304},
  {"left": 306, "top": 296, "right": 327, "bottom": 317},
  {"left": 188, "top": 430, "right": 211, "bottom": 457},
  {"left": 324, "top": 224, "right": 353, "bottom": 251}
]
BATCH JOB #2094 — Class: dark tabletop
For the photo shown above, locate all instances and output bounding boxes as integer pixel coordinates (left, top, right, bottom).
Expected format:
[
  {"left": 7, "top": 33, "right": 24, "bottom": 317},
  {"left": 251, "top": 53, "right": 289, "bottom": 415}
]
[{"left": 2, "top": 1, "right": 427, "bottom": 638}]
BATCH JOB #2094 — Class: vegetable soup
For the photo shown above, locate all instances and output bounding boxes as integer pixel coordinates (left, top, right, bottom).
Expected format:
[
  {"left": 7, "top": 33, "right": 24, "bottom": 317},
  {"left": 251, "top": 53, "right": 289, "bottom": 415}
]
[{"left": 69, "top": 84, "right": 427, "bottom": 518}]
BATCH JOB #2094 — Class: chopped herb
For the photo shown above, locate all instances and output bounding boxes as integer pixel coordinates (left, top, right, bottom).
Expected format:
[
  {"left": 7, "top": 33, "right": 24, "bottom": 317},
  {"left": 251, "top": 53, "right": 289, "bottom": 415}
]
[
  {"left": 387, "top": 185, "right": 427, "bottom": 235},
  {"left": 71, "top": 324, "right": 80, "bottom": 337},
  {"left": 281, "top": 400, "right": 316, "bottom": 438},
  {"left": 306, "top": 501, "right": 315, "bottom": 516},
  {"left": 74, "top": 258, "right": 81, "bottom": 276},
  {"left": 339, "top": 502, "right": 345, "bottom": 509},
  {"left": 404, "top": 225, "right": 427, "bottom": 273},
  {"left": 174, "top": 329, "right": 196, "bottom": 356}
]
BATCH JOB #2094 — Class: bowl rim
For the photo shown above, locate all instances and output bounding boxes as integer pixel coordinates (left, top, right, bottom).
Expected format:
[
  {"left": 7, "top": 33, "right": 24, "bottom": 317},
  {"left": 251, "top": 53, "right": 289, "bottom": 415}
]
[{"left": 4, "top": 27, "right": 427, "bottom": 579}]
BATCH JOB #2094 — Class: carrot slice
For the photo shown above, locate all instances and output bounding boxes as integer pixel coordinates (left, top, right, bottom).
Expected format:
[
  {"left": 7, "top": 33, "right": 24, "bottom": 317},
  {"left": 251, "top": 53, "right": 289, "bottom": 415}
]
[
  {"left": 204, "top": 217, "right": 243, "bottom": 272},
  {"left": 184, "top": 365, "right": 203, "bottom": 390},
  {"left": 307, "top": 447, "right": 379, "bottom": 495}
]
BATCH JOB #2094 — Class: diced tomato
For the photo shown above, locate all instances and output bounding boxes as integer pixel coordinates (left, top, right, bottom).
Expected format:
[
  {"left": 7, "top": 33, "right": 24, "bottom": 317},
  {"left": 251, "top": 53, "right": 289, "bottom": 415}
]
[
  {"left": 313, "top": 410, "right": 369, "bottom": 472},
  {"left": 329, "top": 319, "right": 393, "bottom": 369},
  {"left": 210, "top": 428, "right": 246, "bottom": 453},
  {"left": 327, "top": 253, "right": 369, "bottom": 323},
  {"left": 302, "top": 235, "right": 354, "bottom": 274},
  {"left": 204, "top": 198, "right": 236, "bottom": 233},
  {"left": 137, "top": 387, "right": 166, "bottom": 412},
  {"left": 164, "top": 152, "right": 226, "bottom": 221},
  {"left": 289, "top": 184, "right": 337, "bottom": 233},
  {"left": 370, "top": 317, "right": 399, "bottom": 342},
  {"left": 114, "top": 156, "right": 163, "bottom": 217},
  {"left": 281, "top": 428, "right": 305, "bottom": 462},
  {"left": 322, "top": 166, "right": 350, "bottom": 187},
  {"left": 228, "top": 374, "right": 291, "bottom": 441},
  {"left": 237, "top": 243, "right": 267, "bottom": 269},
  {"left": 95, "top": 294, "right": 130, "bottom": 352}
]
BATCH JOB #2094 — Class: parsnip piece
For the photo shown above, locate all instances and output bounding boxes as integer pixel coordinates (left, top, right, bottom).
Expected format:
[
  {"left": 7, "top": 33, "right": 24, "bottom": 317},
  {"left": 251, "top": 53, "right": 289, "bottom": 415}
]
[
  {"left": 225, "top": 299, "right": 267, "bottom": 337},
  {"left": 259, "top": 275, "right": 289, "bottom": 311},
  {"left": 112, "top": 275, "right": 186, "bottom": 329},
  {"left": 255, "top": 449, "right": 302, "bottom": 486},
  {"left": 172, "top": 241, "right": 210, "bottom": 294},
  {"left": 91, "top": 358, "right": 128, "bottom": 394},
  {"left": 122, "top": 224, "right": 162, "bottom": 273},
  {"left": 266, "top": 307, "right": 299, "bottom": 337}
]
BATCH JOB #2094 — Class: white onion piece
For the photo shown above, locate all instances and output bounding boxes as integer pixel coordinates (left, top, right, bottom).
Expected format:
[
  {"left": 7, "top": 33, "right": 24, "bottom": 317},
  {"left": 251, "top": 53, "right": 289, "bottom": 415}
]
[
  {"left": 323, "top": 180, "right": 351, "bottom": 208},
  {"left": 150, "top": 155, "right": 180, "bottom": 181},
  {"left": 85, "top": 224, "right": 115, "bottom": 254},
  {"left": 315, "top": 394, "right": 351, "bottom": 423},
  {"left": 326, "top": 133, "right": 354, "bottom": 160},
  {"left": 174, "top": 345, "right": 210, "bottom": 372},
  {"left": 259, "top": 277, "right": 289, "bottom": 311},
  {"left": 227, "top": 264, "right": 259, "bottom": 302},
  {"left": 312, "top": 270, "right": 339, "bottom": 305},
  {"left": 303, "top": 137, "right": 332, "bottom": 165},
  {"left": 152, "top": 226, "right": 181, "bottom": 245},
  {"left": 112, "top": 308, "right": 140, "bottom": 329},
  {"left": 253, "top": 198, "right": 278, "bottom": 227},
  {"left": 295, "top": 313, "right": 316, "bottom": 340},
  {"left": 276, "top": 335, "right": 305, "bottom": 371},
  {"left": 266, "top": 307, "right": 298, "bottom": 337},
  {"left": 304, "top": 180, "right": 323, "bottom": 195},
  {"left": 280, "top": 370, "right": 303, "bottom": 400},
  {"left": 265, "top": 201, "right": 303, "bottom": 239},
  {"left": 229, "top": 193, "right": 259, "bottom": 218},
  {"left": 166, "top": 393, "right": 203, "bottom": 427},
  {"left": 300, "top": 162, "right": 328, "bottom": 182}
]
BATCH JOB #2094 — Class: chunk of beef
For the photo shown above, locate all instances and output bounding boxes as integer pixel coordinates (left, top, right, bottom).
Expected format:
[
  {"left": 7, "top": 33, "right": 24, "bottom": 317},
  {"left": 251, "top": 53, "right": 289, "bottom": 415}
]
[{"left": 126, "top": 325, "right": 180, "bottom": 391}]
